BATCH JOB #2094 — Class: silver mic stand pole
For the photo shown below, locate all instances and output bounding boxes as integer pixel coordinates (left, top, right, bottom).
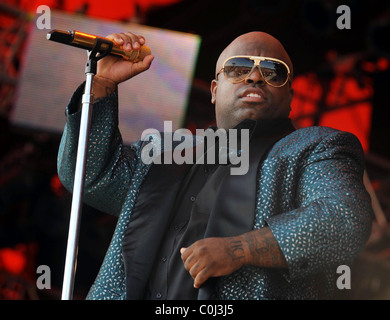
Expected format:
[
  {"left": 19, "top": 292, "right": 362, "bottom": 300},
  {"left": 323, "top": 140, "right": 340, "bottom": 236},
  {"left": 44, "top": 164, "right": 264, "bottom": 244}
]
[{"left": 61, "top": 39, "right": 113, "bottom": 300}]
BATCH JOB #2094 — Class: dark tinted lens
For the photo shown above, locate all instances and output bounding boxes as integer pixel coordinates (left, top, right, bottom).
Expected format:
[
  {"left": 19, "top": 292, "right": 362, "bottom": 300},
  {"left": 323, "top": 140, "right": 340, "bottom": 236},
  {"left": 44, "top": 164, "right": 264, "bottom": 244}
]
[
  {"left": 260, "top": 60, "right": 288, "bottom": 86},
  {"left": 224, "top": 57, "right": 254, "bottom": 81}
]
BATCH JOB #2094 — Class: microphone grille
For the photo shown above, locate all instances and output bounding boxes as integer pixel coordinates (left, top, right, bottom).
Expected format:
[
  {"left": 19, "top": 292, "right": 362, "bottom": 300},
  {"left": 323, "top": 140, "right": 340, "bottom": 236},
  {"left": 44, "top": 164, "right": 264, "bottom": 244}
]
[
  {"left": 123, "top": 45, "right": 151, "bottom": 62},
  {"left": 138, "top": 45, "right": 151, "bottom": 61}
]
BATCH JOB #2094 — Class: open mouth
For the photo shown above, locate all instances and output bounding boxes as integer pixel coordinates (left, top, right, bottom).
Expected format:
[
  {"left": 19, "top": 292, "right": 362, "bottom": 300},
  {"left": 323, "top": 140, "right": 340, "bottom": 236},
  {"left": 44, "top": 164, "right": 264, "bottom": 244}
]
[{"left": 240, "top": 90, "right": 266, "bottom": 103}]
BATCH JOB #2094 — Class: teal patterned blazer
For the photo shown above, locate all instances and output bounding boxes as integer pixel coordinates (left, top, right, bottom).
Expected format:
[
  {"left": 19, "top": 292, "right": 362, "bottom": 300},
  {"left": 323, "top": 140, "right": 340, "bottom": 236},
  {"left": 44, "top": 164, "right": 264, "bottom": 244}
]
[{"left": 57, "top": 84, "right": 373, "bottom": 300}]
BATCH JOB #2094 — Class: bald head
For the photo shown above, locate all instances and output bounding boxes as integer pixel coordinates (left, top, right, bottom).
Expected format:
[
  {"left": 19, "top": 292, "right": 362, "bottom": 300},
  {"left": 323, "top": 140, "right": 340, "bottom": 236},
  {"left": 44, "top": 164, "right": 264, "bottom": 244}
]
[
  {"left": 216, "top": 31, "right": 293, "bottom": 79},
  {"left": 211, "top": 31, "right": 295, "bottom": 129}
]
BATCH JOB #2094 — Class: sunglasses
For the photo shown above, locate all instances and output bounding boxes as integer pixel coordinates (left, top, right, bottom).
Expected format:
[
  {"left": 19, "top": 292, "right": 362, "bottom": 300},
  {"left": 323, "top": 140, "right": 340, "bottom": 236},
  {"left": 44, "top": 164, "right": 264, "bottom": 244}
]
[{"left": 216, "top": 55, "right": 291, "bottom": 87}]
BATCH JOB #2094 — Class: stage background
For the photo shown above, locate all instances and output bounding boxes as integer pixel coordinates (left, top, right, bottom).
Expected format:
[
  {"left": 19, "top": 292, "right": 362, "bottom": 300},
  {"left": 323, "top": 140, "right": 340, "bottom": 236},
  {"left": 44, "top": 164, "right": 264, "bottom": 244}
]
[{"left": 11, "top": 11, "right": 200, "bottom": 144}]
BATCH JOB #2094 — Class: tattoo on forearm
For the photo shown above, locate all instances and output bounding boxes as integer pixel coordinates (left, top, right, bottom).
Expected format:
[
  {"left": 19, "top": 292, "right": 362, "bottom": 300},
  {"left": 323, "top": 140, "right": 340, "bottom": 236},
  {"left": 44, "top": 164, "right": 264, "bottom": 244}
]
[
  {"left": 105, "top": 85, "right": 114, "bottom": 97},
  {"left": 244, "top": 229, "right": 287, "bottom": 268},
  {"left": 229, "top": 239, "right": 245, "bottom": 262},
  {"left": 92, "top": 86, "right": 115, "bottom": 105}
]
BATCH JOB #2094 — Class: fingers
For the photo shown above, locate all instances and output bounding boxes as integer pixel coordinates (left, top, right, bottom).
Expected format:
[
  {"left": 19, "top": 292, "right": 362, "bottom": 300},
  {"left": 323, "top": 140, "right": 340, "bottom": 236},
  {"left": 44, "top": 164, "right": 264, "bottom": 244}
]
[
  {"left": 142, "top": 54, "right": 155, "bottom": 68},
  {"left": 97, "top": 31, "right": 153, "bottom": 83},
  {"left": 180, "top": 247, "right": 188, "bottom": 259},
  {"left": 181, "top": 238, "right": 245, "bottom": 289},
  {"left": 180, "top": 246, "right": 208, "bottom": 288},
  {"left": 106, "top": 32, "right": 146, "bottom": 52},
  {"left": 191, "top": 266, "right": 208, "bottom": 289}
]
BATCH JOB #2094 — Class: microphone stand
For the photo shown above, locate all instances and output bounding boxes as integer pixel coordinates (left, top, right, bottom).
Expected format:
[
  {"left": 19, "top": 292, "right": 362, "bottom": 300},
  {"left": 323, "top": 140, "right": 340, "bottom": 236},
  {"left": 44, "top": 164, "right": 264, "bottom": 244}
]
[{"left": 61, "top": 38, "right": 113, "bottom": 300}]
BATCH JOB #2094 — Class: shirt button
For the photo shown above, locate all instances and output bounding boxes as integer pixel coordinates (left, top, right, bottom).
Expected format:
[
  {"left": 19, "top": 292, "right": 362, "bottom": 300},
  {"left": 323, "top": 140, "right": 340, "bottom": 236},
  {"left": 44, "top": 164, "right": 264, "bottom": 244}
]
[
  {"left": 156, "top": 292, "right": 162, "bottom": 299},
  {"left": 173, "top": 224, "right": 180, "bottom": 231},
  {"left": 161, "top": 257, "right": 167, "bottom": 263},
  {"left": 190, "top": 196, "right": 196, "bottom": 202}
]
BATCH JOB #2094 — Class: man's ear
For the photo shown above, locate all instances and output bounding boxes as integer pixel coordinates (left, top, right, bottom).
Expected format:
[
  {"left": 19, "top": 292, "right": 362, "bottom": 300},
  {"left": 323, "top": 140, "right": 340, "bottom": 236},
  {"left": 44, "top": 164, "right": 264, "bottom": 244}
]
[{"left": 210, "top": 79, "right": 218, "bottom": 104}]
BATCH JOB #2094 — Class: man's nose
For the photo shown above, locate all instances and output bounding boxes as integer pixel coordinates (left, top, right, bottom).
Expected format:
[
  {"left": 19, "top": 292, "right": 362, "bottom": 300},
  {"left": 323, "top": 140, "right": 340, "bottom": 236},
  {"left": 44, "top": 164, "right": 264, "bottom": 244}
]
[{"left": 244, "top": 66, "right": 265, "bottom": 85}]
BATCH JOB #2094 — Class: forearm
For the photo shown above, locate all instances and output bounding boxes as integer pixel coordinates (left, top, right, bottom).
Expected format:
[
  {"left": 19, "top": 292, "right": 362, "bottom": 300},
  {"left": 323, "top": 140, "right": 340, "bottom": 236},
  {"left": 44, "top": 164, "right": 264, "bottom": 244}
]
[
  {"left": 181, "top": 227, "right": 288, "bottom": 288},
  {"left": 236, "top": 227, "right": 288, "bottom": 269},
  {"left": 58, "top": 83, "right": 136, "bottom": 216},
  {"left": 93, "top": 75, "right": 117, "bottom": 101}
]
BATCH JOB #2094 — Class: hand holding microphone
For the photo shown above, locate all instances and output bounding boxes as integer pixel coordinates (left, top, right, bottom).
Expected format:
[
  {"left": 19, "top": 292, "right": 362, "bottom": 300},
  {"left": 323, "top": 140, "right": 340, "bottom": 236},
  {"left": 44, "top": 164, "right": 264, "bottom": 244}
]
[
  {"left": 47, "top": 30, "right": 154, "bottom": 88},
  {"left": 96, "top": 31, "right": 154, "bottom": 86}
]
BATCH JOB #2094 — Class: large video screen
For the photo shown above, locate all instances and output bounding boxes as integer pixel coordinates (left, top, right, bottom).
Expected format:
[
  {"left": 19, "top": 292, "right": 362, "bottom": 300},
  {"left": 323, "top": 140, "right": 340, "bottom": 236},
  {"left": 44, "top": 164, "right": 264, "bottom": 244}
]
[{"left": 10, "top": 10, "right": 201, "bottom": 144}]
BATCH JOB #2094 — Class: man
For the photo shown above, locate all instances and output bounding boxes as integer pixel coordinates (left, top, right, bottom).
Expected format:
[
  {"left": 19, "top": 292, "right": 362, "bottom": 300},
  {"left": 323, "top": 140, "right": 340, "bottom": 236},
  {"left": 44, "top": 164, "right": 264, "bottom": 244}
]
[{"left": 57, "top": 31, "right": 373, "bottom": 299}]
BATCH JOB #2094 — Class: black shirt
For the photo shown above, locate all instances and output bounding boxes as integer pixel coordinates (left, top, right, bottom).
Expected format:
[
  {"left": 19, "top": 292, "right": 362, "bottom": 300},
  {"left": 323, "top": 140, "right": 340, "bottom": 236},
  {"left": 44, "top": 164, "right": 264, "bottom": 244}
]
[{"left": 144, "top": 160, "right": 218, "bottom": 299}]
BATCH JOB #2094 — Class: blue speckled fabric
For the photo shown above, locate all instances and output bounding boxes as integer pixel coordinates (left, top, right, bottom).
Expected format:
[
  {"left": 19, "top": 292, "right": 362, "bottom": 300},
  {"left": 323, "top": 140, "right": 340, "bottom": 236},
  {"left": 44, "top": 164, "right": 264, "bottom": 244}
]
[{"left": 57, "top": 85, "right": 373, "bottom": 300}]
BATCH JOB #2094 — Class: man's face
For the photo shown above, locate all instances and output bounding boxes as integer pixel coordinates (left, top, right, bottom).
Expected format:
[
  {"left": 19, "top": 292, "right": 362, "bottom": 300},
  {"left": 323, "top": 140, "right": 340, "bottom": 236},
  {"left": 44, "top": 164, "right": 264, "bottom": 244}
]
[{"left": 211, "top": 33, "right": 294, "bottom": 129}]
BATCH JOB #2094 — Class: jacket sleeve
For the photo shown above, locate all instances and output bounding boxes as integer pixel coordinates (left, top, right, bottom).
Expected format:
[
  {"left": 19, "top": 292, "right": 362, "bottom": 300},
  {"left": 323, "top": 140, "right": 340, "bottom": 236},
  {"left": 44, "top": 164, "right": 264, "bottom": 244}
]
[
  {"left": 57, "top": 83, "right": 142, "bottom": 217},
  {"left": 266, "top": 130, "right": 373, "bottom": 280}
]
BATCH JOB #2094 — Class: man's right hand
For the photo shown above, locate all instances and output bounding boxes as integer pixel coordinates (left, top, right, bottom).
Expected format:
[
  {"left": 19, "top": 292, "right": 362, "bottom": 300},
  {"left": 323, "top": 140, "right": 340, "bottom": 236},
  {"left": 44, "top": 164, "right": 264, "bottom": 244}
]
[{"left": 93, "top": 32, "right": 154, "bottom": 99}]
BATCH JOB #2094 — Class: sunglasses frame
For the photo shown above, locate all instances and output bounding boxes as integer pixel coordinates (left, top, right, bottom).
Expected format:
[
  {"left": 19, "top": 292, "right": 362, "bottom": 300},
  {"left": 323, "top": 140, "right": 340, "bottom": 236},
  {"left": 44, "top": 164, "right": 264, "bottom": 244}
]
[{"left": 217, "top": 55, "right": 291, "bottom": 87}]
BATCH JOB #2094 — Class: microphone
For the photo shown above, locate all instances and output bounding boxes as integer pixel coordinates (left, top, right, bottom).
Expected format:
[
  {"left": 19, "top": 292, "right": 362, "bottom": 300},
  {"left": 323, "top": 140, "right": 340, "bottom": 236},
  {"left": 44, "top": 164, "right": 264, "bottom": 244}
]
[{"left": 46, "top": 29, "right": 151, "bottom": 62}]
